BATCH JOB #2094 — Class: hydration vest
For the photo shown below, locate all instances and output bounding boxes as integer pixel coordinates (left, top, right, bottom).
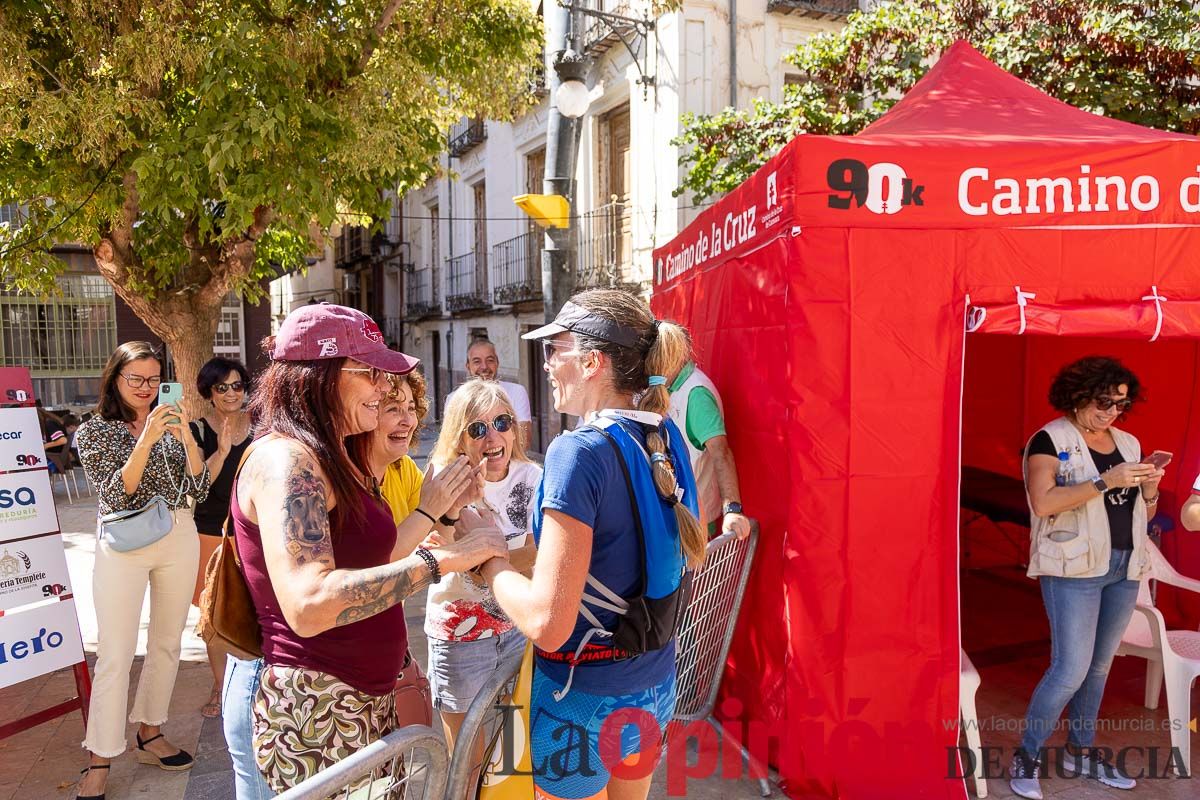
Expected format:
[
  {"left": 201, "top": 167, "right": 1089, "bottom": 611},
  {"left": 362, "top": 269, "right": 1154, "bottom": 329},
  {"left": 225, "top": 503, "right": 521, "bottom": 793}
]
[{"left": 536, "top": 409, "right": 699, "bottom": 700}]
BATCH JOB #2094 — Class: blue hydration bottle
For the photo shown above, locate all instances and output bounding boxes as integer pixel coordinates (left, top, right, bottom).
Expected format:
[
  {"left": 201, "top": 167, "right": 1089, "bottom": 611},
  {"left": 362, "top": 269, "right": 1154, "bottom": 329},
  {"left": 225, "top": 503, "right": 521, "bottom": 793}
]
[{"left": 1055, "top": 451, "right": 1073, "bottom": 486}]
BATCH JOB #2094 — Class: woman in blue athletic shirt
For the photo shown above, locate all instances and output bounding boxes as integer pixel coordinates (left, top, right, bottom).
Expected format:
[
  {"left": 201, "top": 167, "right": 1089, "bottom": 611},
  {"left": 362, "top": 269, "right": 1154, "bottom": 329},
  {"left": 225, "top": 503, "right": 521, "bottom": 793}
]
[{"left": 471, "top": 288, "right": 706, "bottom": 800}]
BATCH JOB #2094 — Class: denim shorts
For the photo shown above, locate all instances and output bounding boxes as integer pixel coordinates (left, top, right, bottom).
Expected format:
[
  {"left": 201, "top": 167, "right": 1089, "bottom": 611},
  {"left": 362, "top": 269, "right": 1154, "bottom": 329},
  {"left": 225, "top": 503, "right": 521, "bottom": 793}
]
[{"left": 427, "top": 627, "right": 526, "bottom": 712}]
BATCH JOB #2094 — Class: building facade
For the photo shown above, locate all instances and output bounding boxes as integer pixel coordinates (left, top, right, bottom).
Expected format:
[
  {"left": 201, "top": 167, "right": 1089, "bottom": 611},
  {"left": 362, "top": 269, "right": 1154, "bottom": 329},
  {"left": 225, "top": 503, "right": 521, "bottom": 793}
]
[
  {"left": 1, "top": 207, "right": 274, "bottom": 410},
  {"left": 274, "top": 1, "right": 857, "bottom": 451},
  {"left": 405, "top": 1, "right": 854, "bottom": 451}
]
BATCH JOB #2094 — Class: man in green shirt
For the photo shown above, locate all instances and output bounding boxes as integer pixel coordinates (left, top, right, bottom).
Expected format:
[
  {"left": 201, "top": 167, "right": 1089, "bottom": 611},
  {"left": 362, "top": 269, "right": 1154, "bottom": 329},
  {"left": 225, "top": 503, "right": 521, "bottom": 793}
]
[{"left": 666, "top": 361, "right": 751, "bottom": 539}]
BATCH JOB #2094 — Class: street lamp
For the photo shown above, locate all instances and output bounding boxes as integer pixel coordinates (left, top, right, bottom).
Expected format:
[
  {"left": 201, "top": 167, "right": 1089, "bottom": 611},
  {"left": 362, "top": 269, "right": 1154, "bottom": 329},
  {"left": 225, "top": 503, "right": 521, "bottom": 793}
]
[{"left": 553, "top": 49, "right": 591, "bottom": 119}]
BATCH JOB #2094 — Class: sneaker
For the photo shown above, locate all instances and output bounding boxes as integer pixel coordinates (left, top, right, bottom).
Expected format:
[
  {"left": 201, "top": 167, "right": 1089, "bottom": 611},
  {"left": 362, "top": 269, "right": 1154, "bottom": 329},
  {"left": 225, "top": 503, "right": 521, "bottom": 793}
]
[
  {"left": 1062, "top": 745, "right": 1137, "bottom": 790},
  {"left": 1009, "top": 748, "right": 1043, "bottom": 800}
]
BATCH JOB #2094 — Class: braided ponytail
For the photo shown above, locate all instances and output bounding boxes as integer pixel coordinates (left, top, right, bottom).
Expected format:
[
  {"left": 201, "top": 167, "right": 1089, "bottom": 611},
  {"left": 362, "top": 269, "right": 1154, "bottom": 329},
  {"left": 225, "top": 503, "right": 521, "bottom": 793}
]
[
  {"left": 568, "top": 288, "right": 707, "bottom": 568},
  {"left": 640, "top": 320, "right": 707, "bottom": 568}
]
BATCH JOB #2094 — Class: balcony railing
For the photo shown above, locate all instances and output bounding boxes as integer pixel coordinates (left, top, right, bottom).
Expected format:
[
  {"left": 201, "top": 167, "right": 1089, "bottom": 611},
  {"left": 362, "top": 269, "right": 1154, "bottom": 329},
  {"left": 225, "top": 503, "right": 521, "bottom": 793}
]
[
  {"left": 528, "top": 48, "right": 548, "bottom": 97},
  {"left": 577, "top": 201, "right": 636, "bottom": 290},
  {"left": 448, "top": 118, "right": 487, "bottom": 158},
  {"left": 492, "top": 231, "right": 542, "bottom": 305},
  {"left": 405, "top": 268, "right": 440, "bottom": 319},
  {"left": 766, "top": 0, "right": 858, "bottom": 20},
  {"left": 582, "top": 1, "right": 638, "bottom": 54},
  {"left": 446, "top": 252, "right": 489, "bottom": 313}
]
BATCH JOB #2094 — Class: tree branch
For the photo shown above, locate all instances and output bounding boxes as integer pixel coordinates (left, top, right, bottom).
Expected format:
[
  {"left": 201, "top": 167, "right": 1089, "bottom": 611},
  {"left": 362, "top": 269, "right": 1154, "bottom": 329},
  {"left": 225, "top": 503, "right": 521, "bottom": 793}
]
[{"left": 358, "top": 0, "right": 405, "bottom": 73}]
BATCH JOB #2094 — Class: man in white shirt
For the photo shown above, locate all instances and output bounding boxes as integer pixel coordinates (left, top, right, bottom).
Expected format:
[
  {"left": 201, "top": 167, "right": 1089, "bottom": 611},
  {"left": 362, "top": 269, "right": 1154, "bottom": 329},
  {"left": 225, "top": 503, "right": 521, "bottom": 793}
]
[{"left": 458, "top": 338, "right": 532, "bottom": 444}]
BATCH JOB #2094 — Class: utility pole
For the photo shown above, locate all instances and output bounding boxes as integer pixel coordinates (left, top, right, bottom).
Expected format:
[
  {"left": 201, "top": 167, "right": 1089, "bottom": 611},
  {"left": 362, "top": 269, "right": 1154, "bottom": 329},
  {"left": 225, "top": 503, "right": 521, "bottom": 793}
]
[{"left": 541, "top": 2, "right": 585, "bottom": 325}]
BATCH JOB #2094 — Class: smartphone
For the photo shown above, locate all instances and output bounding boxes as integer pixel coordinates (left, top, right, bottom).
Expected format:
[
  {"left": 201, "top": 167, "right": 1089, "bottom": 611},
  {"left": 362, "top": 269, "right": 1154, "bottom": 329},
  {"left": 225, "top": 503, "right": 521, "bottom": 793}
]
[
  {"left": 1142, "top": 450, "right": 1173, "bottom": 470},
  {"left": 157, "top": 382, "right": 183, "bottom": 421}
]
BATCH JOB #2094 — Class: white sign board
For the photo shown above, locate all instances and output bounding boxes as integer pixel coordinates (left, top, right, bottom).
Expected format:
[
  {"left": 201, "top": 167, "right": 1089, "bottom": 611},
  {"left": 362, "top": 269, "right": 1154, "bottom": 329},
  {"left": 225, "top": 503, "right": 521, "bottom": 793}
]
[
  {"left": 0, "top": 598, "right": 85, "bottom": 690},
  {"left": 0, "top": 469, "right": 59, "bottom": 543},
  {"left": 0, "top": 534, "right": 73, "bottom": 612},
  {"left": 0, "top": 408, "right": 47, "bottom": 473}
]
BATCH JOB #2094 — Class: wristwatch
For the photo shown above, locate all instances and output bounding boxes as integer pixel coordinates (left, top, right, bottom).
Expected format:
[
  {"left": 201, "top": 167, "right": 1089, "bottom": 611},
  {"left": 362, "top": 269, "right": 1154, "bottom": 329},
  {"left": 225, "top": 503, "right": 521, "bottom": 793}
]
[
  {"left": 722, "top": 501, "right": 743, "bottom": 516},
  {"left": 1092, "top": 477, "right": 1109, "bottom": 493}
]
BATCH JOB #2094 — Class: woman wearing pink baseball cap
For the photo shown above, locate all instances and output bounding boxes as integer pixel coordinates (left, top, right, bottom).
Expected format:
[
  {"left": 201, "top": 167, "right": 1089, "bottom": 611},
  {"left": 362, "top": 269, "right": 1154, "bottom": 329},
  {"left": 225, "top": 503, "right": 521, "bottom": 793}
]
[{"left": 227, "top": 304, "right": 505, "bottom": 796}]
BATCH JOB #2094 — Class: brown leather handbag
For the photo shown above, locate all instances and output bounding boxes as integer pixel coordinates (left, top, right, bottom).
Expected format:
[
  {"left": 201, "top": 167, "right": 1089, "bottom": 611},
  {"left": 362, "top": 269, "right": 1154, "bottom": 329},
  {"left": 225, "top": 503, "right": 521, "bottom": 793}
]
[
  {"left": 394, "top": 651, "right": 433, "bottom": 728},
  {"left": 196, "top": 442, "right": 263, "bottom": 659}
]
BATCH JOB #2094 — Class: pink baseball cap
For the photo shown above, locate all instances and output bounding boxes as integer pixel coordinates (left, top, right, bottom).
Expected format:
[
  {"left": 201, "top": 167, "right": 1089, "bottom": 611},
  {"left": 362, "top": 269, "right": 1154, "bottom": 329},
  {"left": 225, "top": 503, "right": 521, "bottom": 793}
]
[{"left": 272, "top": 303, "right": 419, "bottom": 374}]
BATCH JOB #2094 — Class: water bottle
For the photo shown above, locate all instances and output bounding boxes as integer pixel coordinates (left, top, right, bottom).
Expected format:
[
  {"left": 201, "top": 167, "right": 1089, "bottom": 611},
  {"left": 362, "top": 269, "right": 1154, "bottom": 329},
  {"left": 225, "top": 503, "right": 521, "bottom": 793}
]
[{"left": 1055, "top": 451, "right": 1073, "bottom": 486}]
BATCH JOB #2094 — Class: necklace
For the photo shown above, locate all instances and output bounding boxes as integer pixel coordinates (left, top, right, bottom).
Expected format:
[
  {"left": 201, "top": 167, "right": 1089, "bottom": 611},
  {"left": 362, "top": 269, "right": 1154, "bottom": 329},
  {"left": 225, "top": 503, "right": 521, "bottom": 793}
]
[{"left": 1071, "top": 414, "right": 1097, "bottom": 435}]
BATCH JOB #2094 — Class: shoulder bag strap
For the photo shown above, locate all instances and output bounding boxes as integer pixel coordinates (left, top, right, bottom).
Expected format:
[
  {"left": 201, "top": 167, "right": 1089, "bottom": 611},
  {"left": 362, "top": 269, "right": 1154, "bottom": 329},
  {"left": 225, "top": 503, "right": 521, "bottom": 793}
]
[{"left": 220, "top": 434, "right": 275, "bottom": 567}]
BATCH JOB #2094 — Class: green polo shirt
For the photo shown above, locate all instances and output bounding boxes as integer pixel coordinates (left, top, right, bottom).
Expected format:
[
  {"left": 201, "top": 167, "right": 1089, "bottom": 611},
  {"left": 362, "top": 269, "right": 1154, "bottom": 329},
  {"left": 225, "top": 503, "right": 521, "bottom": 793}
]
[{"left": 669, "top": 361, "right": 726, "bottom": 451}]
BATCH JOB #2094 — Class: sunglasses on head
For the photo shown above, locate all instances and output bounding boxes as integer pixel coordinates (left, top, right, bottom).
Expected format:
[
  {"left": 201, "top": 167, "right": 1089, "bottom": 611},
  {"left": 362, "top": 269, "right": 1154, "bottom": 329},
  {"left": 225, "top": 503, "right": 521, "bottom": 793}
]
[
  {"left": 465, "top": 413, "right": 514, "bottom": 440},
  {"left": 214, "top": 381, "right": 245, "bottom": 394},
  {"left": 1095, "top": 396, "right": 1133, "bottom": 412}
]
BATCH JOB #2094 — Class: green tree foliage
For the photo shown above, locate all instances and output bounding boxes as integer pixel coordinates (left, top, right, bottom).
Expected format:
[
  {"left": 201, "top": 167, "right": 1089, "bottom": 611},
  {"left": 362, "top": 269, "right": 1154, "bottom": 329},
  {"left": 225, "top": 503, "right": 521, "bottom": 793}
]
[
  {"left": 675, "top": 0, "right": 1200, "bottom": 202},
  {"left": 0, "top": 0, "right": 540, "bottom": 405}
]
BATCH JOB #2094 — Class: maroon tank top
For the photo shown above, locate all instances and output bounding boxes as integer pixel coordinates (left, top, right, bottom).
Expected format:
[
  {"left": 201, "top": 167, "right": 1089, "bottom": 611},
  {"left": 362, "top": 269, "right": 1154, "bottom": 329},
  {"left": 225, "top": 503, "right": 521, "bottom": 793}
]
[{"left": 232, "top": 475, "right": 407, "bottom": 695}]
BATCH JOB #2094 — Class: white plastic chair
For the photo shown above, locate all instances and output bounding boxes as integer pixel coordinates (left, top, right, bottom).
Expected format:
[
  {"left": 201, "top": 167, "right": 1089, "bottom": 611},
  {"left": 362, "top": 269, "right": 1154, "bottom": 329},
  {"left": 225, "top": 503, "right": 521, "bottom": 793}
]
[
  {"left": 1115, "top": 540, "right": 1200, "bottom": 776},
  {"left": 46, "top": 451, "right": 78, "bottom": 503},
  {"left": 960, "top": 650, "right": 987, "bottom": 797}
]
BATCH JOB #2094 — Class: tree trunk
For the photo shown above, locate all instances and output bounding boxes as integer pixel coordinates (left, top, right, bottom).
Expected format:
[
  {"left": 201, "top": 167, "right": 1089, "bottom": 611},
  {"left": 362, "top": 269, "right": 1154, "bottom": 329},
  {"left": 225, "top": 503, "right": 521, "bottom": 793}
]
[
  {"left": 158, "top": 307, "right": 224, "bottom": 420},
  {"left": 91, "top": 176, "right": 271, "bottom": 418}
]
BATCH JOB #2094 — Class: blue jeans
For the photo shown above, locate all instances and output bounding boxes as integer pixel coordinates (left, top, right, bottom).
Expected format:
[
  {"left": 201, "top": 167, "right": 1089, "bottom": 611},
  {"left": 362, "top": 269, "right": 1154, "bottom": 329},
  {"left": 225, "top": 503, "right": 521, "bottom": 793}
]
[
  {"left": 1020, "top": 549, "right": 1140, "bottom": 755},
  {"left": 222, "top": 655, "right": 272, "bottom": 800}
]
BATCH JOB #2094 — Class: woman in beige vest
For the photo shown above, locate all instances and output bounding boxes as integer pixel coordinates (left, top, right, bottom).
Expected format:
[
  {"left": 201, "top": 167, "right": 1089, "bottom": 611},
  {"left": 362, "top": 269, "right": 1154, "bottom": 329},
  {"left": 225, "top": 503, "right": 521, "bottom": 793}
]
[{"left": 1009, "top": 357, "right": 1164, "bottom": 800}]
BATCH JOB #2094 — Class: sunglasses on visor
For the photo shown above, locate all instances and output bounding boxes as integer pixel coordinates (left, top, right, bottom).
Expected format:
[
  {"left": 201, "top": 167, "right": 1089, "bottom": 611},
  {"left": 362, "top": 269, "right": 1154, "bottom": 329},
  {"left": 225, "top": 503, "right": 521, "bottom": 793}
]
[{"left": 465, "top": 413, "right": 514, "bottom": 440}]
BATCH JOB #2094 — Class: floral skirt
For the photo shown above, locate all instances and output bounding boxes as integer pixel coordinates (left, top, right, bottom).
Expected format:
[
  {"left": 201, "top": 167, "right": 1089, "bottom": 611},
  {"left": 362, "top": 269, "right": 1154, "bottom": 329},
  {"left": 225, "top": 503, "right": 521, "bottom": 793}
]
[{"left": 252, "top": 664, "right": 399, "bottom": 797}]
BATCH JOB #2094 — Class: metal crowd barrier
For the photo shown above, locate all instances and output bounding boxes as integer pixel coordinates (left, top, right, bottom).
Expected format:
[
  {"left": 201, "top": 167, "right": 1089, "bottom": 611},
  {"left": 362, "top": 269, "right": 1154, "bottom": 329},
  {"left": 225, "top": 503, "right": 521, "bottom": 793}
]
[
  {"left": 672, "top": 524, "right": 769, "bottom": 796},
  {"left": 442, "top": 523, "right": 764, "bottom": 800},
  {"left": 443, "top": 648, "right": 525, "bottom": 800},
  {"left": 273, "top": 725, "right": 449, "bottom": 800}
]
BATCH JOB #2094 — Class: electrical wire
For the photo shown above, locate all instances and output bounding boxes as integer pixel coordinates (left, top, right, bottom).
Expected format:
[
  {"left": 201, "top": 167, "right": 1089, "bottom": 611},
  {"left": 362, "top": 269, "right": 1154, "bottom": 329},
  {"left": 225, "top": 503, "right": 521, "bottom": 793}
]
[{"left": 0, "top": 163, "right": 116, "bottom": 259}]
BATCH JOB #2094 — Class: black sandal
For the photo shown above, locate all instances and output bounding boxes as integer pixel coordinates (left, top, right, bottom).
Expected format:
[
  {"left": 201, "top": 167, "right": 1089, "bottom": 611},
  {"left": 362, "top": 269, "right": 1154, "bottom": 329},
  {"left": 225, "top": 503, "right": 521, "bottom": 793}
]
[
  {"left": 76, "top": 763, "right": 110, "bottom": 800},
  {"left": 134, "top": 732, "right": 194, "bottom": 771}
]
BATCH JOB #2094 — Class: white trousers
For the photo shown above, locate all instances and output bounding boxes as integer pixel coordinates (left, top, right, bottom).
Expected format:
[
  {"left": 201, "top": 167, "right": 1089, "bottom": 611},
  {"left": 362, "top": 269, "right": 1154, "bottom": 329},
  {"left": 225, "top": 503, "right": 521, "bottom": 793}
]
[{"left": 83, "top": 512, "right": 199, "bottom": 757}]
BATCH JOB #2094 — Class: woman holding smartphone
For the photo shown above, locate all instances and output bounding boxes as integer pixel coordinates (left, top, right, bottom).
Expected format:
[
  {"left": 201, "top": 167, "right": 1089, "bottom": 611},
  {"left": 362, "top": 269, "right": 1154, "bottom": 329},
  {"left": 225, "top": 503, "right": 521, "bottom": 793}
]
[
  {"left": 1009, "top": 356, "right": 1164, "bottom": 800},
  {"left": 74, "top": 342, "right": 210, "bottom": 800}
]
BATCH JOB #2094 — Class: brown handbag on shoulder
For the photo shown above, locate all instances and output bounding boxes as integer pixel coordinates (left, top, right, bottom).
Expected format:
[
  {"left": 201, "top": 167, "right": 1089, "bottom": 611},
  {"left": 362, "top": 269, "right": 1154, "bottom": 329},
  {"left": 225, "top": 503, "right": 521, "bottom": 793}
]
[{"left": 196, "top": 441, "right": 264, "bottom": 659}]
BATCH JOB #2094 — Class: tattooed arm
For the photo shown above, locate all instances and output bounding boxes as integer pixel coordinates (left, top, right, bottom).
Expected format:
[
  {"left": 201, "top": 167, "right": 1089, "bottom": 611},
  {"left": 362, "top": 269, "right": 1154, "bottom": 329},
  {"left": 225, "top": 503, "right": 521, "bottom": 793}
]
[{"left": 243, "top": 438, "right": 508, "bottom": 637}]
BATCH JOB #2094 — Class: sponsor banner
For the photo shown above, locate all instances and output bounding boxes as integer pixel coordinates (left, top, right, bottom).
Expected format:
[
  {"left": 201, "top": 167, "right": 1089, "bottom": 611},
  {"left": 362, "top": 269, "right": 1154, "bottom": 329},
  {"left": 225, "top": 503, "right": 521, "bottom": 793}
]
[
  {"left": 0, "top": 367, "right": 35, "bottom": 406},
  {"left": 0, "top": 408, "right": 49, "bottom": 473},
  {"left": 654, "top": 148, "right": 796, "bottom": 289},
  {"left": 0, "top": 470, "right": 59, "bottom": 543},
  {"left": 0, "top": 534, "right": 73, "bottom": 613},
  {"left": 0, "top": 597, "right": 84, "bottom": 690}
]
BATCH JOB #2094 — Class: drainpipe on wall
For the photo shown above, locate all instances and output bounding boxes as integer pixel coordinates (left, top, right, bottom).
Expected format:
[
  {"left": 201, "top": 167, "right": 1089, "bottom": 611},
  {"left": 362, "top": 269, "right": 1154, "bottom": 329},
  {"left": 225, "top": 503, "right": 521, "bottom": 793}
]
[{"left": 729, "top": 0, "right": 737, "bottom": 109}]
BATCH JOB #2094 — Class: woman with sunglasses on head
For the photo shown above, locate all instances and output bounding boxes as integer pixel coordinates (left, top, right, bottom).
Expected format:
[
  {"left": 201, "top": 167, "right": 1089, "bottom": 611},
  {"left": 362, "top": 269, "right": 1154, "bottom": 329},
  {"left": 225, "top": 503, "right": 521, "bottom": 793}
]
[
  {"left": 232, "top": 304, "right": 506, "bottom": 796},
  {"left": 424, "top": 378, "right": 541, "bottom": 757},
  {"left": 188, "top": 356, "right": 253, "bottom": 719},
  {"left": 1009, "top": 356, "right": 1164, "bottom": 800},
  {"left": 73, "top": 342, "right": 210, "bottom": 800},
  {"left": 460, "top": 289, "right": 704, "bottom": 800}
]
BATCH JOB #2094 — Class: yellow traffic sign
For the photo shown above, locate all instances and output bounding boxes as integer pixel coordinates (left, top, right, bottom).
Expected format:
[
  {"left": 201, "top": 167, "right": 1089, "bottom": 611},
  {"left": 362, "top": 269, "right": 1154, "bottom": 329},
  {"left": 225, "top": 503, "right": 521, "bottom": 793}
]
[{"left": 513, "top": 194, "right": 569, "bottom": 229}]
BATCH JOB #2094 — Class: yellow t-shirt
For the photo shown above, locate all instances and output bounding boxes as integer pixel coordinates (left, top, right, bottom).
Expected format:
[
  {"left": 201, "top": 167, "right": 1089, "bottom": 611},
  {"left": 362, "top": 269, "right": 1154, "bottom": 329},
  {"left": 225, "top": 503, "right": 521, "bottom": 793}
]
[{"left": 380, "top": 456, "right": 424, "bottom": 525}]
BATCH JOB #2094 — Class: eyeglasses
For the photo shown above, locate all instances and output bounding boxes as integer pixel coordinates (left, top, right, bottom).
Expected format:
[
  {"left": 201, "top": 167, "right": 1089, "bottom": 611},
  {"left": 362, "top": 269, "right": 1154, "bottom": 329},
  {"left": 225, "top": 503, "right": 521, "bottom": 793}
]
[
  {"left": 119, "top": 373, "right": 162, "bottom": 389},
  {"left": 341, "top": 366, "right": 386, "bottom": 385},
  {"left": 541, "top": 339, "right": 578, "bottom": 362},
  {"left": 214, "top": 381, "right": 245, "bottom": 394},
  {"left": 465, "top": 413, "right": 514, "bottom": 440},
  {"left": 1095, "top": 396, "right": 1134, "bottom": 412}
]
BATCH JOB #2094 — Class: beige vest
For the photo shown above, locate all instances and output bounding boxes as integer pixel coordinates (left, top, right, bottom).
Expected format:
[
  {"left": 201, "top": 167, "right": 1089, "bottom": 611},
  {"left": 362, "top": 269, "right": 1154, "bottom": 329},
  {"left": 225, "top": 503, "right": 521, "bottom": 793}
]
[
  {"left": 666, "top": 366, "right": 725, "bottom": 525},
  {"left": 1023, "top": 416, "right": 1150, "bottom": 580}
]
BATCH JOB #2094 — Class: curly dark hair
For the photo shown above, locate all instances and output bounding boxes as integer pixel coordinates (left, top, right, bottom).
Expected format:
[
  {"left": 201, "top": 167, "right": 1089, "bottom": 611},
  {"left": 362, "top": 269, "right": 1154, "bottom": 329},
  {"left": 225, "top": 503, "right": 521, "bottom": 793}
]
[{"left": 1048, "top": 356, "right": 1142, "bottom": 415}]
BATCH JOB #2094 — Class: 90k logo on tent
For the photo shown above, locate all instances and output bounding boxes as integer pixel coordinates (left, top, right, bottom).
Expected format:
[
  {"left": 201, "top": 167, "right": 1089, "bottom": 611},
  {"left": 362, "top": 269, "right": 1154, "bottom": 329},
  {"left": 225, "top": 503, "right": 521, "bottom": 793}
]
[{"left": 827, "top": 159, "right": 926, "bottom": 215}]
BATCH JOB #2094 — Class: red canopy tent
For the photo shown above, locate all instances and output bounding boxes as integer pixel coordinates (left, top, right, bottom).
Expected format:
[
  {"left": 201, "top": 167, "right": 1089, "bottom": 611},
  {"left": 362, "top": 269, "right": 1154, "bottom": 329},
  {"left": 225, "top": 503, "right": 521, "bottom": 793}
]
[{"left": 652, "top": 41, "right": 1200, "bottom": 799}]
